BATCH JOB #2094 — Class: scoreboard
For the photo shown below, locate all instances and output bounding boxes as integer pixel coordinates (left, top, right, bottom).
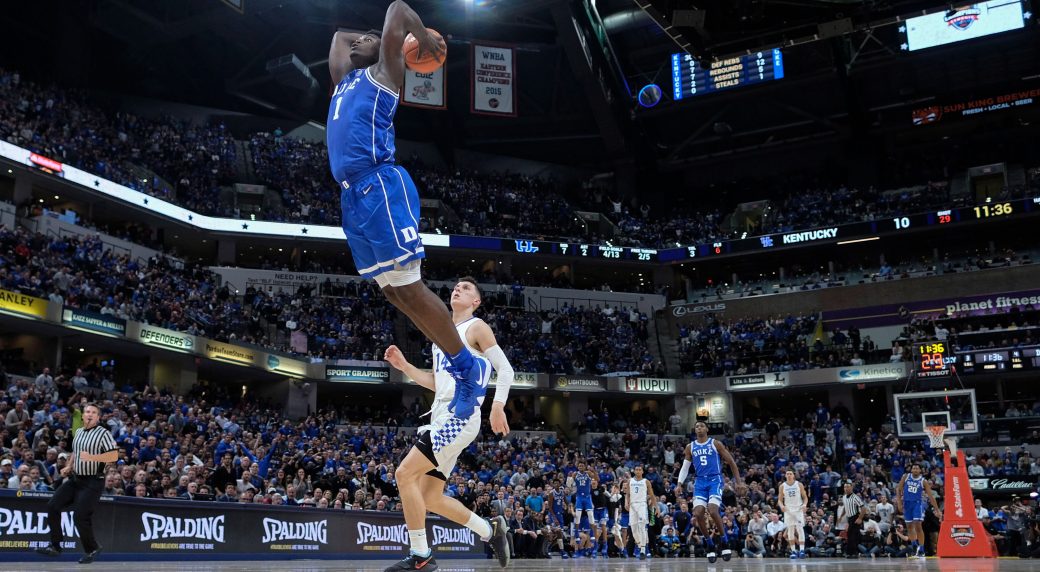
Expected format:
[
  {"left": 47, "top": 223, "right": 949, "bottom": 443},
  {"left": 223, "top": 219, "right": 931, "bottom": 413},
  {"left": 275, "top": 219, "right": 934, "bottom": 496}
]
[
  {"left": 915, "top": 341, "right": 952, "bottom": 379},
  {"left": 671, "top": 48, "right": 784, "bottom": 100}
]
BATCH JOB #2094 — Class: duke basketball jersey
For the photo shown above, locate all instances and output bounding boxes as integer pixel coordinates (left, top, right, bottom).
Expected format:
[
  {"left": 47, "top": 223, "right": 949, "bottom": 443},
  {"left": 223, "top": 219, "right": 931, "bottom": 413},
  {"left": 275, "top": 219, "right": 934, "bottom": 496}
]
[
  {"left": 575, "top": 473, "right": 593, "bottom": 498},
  {"left": 327, "top": 67, "right": 398, "bottom": 182},
  {"left": 691, "top": 438, "right": 722, "bottom": 478},
  {"left": 904, "top": 475, "right": 924, "bottom": 503}
]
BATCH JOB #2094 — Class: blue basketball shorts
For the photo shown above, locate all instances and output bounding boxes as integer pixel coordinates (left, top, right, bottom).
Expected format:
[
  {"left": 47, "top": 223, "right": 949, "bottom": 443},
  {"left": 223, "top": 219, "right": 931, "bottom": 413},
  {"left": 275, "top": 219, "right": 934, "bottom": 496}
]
[
  {"left": 694, "top": 475, "right": 724, "bottom": 507},
  {"left": 904, "top": 500, "right": 925, "bottom": 522},
  {"left": 339, "top": 164, "right": 424, "bottom": 281},
  {"left": 575, "top": 495, "right": 594, "bottom": 511}
]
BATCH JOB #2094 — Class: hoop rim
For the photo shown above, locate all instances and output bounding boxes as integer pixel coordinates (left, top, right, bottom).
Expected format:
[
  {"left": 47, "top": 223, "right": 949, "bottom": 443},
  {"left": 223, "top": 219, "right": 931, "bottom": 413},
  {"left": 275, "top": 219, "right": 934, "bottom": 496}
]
[{"left": 925, "top": 424, "right": 947, "bottom": 448}]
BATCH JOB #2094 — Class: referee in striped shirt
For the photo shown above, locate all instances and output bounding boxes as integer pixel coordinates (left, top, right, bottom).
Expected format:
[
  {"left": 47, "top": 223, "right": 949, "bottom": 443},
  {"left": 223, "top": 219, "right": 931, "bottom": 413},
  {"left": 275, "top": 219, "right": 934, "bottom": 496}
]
[
  {"left": 838, "top": 481, "right": 865, "bottom": 558},
  {"left": 36, "top": 402, "right": 117, "bottom": 564}
]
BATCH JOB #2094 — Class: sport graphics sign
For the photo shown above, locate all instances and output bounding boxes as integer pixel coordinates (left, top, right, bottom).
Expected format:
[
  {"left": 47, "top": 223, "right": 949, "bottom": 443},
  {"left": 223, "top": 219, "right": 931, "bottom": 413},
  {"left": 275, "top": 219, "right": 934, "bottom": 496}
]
[
  {"left": 727, "top": 371, "right": 789, "bottom": 391},
  {"left": 326, "top": 365, "right": 390, "bottom": 383},
  {"left": 0, "top": 490, "right": 484, "bottom": 560}
]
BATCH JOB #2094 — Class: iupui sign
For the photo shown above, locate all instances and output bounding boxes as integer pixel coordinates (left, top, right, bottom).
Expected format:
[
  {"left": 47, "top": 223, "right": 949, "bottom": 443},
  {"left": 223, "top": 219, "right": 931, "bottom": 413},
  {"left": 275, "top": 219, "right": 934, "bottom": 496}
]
[{"left": 623, "top": 377, "right": 675, "bottom": 394}]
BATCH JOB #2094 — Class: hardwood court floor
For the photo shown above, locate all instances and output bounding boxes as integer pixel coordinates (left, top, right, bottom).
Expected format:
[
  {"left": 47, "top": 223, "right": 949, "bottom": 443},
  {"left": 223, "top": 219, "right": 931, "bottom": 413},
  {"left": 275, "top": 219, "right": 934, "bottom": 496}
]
[{"left": 5, "top": 555, "right": 1020, "bottom": 572}]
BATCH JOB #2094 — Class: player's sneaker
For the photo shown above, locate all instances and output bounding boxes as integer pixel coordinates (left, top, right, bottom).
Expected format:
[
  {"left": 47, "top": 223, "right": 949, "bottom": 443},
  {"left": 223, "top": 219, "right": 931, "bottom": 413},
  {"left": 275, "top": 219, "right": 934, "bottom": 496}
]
[
  {"left": 790, "top": 552, "right": 798, "bottom": 560},
  {"left": 383, "top": 553, "right": 437, "bottom": 572},
  {"left": 798, "top": 550, "right": 807, "bottom": 559},
  {"left": 638, "top": 548, "right": 646, "bottom": 561},
  {"left": 707, "top": 551, "right": 717, "bottom": 563},
  {"left": 721, "top": 548, "right": 732, "bottom": 562},
  {"left": 445, "top": 357, "right": 489, "bottom": 419},
  {"left": 486, "top": 516, "right": 510, "bottom": 568},
  {"left": 561, "top": 551, "right": 570, "bottom": 559}
]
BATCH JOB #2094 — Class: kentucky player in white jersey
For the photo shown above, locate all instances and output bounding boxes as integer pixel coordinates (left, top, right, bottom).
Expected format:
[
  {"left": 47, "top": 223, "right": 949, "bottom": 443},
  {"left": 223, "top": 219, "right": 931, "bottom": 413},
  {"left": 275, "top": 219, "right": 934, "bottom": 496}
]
[
  {"left": 384, "top": 278, "right": 512, "bottom": 572},
  {"left": 778, "top": 469, "right": 808, "bottom": 559},
  {"left": 674, "top": 421, "right": 744, "bottom": 563},
  {"left": 624, "top": 465, "right": 653, "bottom": 560}
]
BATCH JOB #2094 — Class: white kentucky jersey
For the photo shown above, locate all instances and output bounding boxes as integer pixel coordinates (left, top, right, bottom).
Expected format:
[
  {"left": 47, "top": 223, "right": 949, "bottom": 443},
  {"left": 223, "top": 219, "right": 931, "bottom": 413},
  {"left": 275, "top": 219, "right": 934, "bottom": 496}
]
[
  {"left": 628, "top": 478, "right": 649, "bottom": 505},
  {"left": 783, "top": 482, "right": 804, "bottom": 511},
  {"left": 430, "top": 317, "right": 492, "bottom": 420}
]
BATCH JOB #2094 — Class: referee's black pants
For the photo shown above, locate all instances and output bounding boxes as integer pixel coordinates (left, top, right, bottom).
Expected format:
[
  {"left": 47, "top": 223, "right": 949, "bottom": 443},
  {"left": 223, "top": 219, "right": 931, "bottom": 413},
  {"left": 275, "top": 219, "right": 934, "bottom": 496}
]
[{"left": 47, "top": 475, "right": 103, "bottom": 553}]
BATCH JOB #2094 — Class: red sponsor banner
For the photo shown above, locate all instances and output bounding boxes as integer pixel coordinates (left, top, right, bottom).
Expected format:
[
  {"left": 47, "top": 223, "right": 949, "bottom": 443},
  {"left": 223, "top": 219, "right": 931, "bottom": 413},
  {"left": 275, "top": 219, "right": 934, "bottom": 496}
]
[
  {"left": 28, "top": 153, "right": 63, "bottom": 173},
  {"left": 912, "top": 88, "right": 1040, "bottom": 125}
]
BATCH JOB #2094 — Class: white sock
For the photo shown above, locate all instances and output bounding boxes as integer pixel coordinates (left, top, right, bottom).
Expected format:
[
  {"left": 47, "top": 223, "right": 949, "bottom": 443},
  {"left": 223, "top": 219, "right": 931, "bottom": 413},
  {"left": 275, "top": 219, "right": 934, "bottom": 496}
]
[
  {"left": 466, "top": 513, "right": 493, "bottom": 541},
  {"left": 408, "top": 529, "right": 430, "bottom": 556}
]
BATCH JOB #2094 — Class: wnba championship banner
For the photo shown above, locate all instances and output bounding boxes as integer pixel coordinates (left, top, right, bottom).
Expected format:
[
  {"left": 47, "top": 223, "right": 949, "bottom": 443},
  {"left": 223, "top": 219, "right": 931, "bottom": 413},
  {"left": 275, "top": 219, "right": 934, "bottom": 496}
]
[
  {"left": 403, "top": 67, "right": 446, "bottom": 109},
  {"left": 472, "top": 44, "right": 516, "bottom": 116}
]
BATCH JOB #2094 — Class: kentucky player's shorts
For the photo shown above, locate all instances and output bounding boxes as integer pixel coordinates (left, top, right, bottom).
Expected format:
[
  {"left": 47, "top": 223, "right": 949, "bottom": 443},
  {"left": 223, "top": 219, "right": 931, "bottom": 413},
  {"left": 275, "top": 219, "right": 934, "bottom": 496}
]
[
  {"left": 414, "top": 410, "right": 481, "bottom": 480},
  {"left": 903, "top": 500, "right": 925, "bottom": 522},
  {"left": 339, "top": 164, "right": 425, "bottom": 282},
  {"left": 575, "top": 495, "right": 594, "bottom": 511},
  {"left": 693, "top": 476, "right": 724, "bottom": 508},
  {"left": 595, "top": 507, "right": 609, "bottom": 525},
  {"left": 783, "top": 509, "right": 806, "bottom": 527}
]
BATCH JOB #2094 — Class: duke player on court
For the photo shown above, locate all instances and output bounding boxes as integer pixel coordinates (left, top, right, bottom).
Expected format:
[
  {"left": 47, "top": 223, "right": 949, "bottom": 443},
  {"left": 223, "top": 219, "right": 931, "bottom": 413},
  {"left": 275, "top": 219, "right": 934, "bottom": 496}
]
[
  {"left": 778, "top": 469, "right": 808, "bottom": 559},
  {"left": 326, "top": 3, "right": 497, "bottom": 450},
  {"left": 570, "top": 461, "right": 598, "bottom": 552},
  {"left": 383, "top": 278, "right": 511, "bottom": 571},
  {"left": 895, "top": 462, "right": 941, "bottom": 558},
  {"left": 675, "top": 421, "right": 744, "bottom": 563}
]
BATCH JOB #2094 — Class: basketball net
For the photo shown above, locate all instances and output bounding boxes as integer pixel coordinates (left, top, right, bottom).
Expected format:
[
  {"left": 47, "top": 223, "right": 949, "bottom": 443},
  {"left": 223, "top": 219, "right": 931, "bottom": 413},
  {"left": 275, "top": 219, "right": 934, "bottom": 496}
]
[{"left": 925, "top": 425, "right": 957, "bottom": 457}]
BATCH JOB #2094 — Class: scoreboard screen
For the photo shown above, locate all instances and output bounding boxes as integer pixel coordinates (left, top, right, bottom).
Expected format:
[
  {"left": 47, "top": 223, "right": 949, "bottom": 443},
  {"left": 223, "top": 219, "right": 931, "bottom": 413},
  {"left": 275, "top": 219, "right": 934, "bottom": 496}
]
[
  {"left": 671, "top": 48, "right": 784, "bottom": 100},
  {"left": 915, "top": 341, "right": 952, "bottom": 379}
]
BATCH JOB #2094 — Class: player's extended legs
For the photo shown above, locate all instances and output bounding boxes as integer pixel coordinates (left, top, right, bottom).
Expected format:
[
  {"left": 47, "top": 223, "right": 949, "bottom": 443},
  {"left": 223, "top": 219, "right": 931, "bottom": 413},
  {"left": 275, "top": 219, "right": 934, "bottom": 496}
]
[
  {"left": 396, "top": 448, "right": 436, "bottom": 535},
  {"left": 382, "top": 282, "right": 466, "bottom": 356},
  {"left": 707, "top": 504, "right": 731, "bottom": 561},
  {"left": 420, "top": 475, "right": 493, "bottom": 537}
]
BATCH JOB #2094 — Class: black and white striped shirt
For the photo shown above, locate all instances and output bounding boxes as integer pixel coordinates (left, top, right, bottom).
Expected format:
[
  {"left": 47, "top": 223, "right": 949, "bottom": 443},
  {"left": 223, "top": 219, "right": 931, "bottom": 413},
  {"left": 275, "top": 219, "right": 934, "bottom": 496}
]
[
  {"left": 841, "top": 493, "right": 865, "bottom": 526},
  {"left": 72, "top": 424, "right": 117, "bottom": 477}
]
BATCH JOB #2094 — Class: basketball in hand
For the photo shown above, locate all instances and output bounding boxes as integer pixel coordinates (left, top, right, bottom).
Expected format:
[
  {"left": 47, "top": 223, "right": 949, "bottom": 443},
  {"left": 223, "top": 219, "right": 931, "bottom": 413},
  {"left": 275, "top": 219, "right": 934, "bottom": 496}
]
[{"left": 403, "top": 28, "right": 446, "bottom": 74}]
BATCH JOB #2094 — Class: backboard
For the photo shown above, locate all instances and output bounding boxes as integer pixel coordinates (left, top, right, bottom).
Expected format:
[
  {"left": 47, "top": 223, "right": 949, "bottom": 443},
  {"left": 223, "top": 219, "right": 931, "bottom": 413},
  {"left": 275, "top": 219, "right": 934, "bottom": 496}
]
[{"left": 894, "top": 388, "right": 979, "bottom": 438}]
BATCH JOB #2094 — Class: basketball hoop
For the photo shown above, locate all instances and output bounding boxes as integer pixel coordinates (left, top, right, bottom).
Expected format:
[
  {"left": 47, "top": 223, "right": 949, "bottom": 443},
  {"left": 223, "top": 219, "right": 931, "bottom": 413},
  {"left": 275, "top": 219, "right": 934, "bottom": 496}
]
[{"left": 925, "top": 425, "right": 947, "bottom": 450}]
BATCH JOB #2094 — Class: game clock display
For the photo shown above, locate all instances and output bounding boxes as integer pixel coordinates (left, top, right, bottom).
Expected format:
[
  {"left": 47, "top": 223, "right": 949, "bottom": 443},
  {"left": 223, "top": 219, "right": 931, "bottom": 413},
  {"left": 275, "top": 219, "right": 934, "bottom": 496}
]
[{"left": 915, "top": 342, "right": 952, "bottom": 378}]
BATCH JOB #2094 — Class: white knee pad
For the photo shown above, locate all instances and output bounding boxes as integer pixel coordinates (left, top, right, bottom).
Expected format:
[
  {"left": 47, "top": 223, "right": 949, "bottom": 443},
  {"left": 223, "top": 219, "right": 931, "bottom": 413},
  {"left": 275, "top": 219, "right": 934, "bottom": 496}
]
[{"left": 379, "top": 260, "right": 422, "bottom": 288}]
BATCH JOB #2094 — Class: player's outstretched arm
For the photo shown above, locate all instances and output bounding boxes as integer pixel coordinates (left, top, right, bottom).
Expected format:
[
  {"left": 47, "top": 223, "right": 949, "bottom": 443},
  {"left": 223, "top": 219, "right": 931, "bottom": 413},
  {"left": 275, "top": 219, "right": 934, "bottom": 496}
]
[
  {"left": 375, "top": 0, "right": 444, "bottom": 92},
  {"left": 675, "top": 444, "right": 692, "bottom": 496},
  {"left": 383, "top": 345, "right": 435, "bottom": 390},
  {"left": 329, "top": 29, "right": 365, "bottom": 86}
]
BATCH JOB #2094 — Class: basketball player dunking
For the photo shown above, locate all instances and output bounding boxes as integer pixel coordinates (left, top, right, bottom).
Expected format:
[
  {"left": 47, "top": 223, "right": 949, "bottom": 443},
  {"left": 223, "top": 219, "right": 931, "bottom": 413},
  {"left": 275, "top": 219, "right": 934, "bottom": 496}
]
[
  {"left": 326, "top": 3, "right": 500, "bottom": 441},
  {"left": 675, "top": 421, "right": 744, "bottom": 563}
]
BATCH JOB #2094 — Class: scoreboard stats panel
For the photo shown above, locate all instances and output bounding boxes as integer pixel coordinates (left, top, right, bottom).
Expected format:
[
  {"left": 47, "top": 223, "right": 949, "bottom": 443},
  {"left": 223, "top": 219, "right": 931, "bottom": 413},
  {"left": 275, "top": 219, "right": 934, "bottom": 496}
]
[{"left": 671, "top": 48, "right": 784, "bottom": 100}]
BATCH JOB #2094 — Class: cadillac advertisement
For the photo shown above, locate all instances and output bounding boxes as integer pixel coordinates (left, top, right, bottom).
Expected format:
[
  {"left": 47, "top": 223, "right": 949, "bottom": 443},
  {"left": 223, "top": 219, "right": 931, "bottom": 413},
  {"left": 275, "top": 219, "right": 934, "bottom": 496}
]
[{"left": 0, "top": 491, "right": 481, "bottom": 560}]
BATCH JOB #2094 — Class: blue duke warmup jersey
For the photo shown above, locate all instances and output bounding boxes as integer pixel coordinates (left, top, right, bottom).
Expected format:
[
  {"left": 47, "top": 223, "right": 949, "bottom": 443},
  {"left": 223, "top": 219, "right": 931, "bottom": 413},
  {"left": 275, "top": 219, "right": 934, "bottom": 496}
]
[
  {"left": 575, "top": 473, "right": 593, "bottom": 497},
  {"left": 904, "top": 475, "right": 924, "bottom": 502}
]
